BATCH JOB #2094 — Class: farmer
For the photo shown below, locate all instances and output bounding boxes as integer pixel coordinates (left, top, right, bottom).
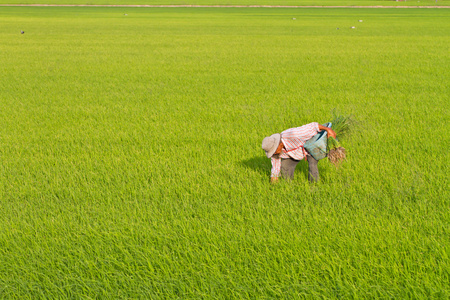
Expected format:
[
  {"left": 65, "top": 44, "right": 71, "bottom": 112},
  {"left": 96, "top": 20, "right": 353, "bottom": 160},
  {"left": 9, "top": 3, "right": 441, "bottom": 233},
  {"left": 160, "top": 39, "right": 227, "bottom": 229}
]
[{"left": 262, "top": 122, "right": 336, "bottom": 183}]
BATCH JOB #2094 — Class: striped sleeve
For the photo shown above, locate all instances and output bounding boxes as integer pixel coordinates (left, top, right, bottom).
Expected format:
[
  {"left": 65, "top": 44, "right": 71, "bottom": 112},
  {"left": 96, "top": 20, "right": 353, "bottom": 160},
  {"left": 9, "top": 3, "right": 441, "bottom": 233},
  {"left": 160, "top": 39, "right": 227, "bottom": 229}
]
[
  {"left": 311, "top": 122, "right": 320, "bottom": 133},
  {"left": 297, "top": 122, "right": 319, "bottom": 139},
  {"left": 271, "top": 156, "right": 281, "bottom": 178}
]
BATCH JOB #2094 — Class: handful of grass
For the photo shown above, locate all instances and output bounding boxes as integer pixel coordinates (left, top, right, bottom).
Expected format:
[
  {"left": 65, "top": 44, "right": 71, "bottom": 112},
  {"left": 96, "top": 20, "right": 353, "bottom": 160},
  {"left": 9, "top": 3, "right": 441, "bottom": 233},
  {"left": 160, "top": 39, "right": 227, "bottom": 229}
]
[{"left": 327, "top": 111, "right": 353, "bottom": 166}]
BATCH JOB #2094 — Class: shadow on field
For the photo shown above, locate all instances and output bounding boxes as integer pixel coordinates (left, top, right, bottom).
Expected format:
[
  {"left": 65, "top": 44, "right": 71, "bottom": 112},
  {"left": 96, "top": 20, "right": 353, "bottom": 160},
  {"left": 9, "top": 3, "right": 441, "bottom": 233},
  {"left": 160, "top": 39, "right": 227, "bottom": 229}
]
[
  {"left": 241, "top": 156, "right": 310, "bottom": 179},
  {"left": 241, "top": 156, "right": 271, "bottom": 175}
]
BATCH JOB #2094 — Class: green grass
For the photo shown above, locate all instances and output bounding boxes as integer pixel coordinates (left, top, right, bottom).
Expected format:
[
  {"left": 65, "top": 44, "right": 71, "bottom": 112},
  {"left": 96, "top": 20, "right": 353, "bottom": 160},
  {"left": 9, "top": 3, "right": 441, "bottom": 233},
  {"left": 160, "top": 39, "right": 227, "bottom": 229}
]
[
  {"left": 0, "top": 6, "right": 449, "bottom": 298},
  {"left": 0, "top": 0, "right": 450, "bottom": 6}
]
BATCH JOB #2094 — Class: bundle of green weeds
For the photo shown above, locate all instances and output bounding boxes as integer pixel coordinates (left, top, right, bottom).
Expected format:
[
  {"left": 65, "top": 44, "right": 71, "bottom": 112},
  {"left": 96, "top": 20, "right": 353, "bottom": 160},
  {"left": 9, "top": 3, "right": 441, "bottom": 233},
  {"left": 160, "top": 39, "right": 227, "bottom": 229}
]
[{"left": 327, "top": 111, "right": 353, "bottom": 166}]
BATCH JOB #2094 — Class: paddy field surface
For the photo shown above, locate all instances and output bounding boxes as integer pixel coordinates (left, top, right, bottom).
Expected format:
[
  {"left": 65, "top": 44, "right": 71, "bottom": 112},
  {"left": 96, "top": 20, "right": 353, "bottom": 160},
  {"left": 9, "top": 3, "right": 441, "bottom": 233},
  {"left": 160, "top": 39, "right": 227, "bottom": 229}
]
[
  {"left": 0, "top": 6, "right": 449, "bottom": 298},
  {"left": 0, "top": 0, "right": 449, "bottom": 6}
]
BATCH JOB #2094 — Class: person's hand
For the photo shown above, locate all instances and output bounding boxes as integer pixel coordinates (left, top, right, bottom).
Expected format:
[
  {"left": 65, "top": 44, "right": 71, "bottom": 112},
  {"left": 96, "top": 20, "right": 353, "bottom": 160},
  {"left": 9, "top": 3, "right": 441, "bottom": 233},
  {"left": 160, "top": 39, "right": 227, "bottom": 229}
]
[
  {"left": 318, "top": 124, "right": 337, "bottom": 139},
  {"left": 270, "top": 177, "right": 279, "bottom": 184},
  {"left": 327, "top": 128, "right": 337, "bottom": 139}
]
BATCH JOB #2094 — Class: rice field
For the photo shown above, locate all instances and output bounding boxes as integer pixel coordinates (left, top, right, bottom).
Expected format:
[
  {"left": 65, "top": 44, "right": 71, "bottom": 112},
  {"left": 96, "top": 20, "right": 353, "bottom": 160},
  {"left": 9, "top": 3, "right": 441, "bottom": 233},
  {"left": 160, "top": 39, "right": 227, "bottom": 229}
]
[
  {"left": 1, "top": 0, "right": 450, "bottom": 6},
  {"left": 0, "top": 6, "right": 449, "bottom": 298}
]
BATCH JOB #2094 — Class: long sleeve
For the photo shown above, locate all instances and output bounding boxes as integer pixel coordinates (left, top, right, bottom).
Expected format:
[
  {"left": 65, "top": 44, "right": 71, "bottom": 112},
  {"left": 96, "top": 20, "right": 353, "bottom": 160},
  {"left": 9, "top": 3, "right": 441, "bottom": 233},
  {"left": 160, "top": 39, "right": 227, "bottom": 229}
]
[{"left": 271, "top": 156, "right": 281, "bottom": 178}]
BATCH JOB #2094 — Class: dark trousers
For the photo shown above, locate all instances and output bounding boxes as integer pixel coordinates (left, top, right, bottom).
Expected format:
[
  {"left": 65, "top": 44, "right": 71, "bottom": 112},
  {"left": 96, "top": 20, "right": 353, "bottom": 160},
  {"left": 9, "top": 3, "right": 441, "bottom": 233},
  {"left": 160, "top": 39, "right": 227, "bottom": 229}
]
[{"left": 281, "top": 155, "right": 319, "bottom": 182}]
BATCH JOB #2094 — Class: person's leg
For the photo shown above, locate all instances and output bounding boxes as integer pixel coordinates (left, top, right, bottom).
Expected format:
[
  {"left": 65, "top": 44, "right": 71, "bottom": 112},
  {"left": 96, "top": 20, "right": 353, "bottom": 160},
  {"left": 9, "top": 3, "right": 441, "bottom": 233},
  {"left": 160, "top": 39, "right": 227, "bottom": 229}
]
[
  {"left": 281, "top": 158, "right": 299, "bottom": 180},
  {"left": 307, "top": 155, "right": 319, "bottom": 182}
]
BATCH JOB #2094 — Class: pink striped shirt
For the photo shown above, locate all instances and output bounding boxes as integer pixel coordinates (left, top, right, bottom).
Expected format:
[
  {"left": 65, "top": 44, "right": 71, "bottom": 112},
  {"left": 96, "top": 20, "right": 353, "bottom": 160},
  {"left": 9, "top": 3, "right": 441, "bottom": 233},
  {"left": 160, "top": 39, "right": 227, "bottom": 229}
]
[{"left": 271, "top": 122, "right": 320, "bottom": 178}]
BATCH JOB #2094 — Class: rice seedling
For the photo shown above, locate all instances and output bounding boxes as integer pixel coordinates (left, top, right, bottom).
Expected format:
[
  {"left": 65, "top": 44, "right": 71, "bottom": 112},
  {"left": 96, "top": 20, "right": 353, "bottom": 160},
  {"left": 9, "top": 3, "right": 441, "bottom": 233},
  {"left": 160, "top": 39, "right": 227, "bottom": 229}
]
[{"left": 327, "top": 110, "right": 353, "bottom": 166}]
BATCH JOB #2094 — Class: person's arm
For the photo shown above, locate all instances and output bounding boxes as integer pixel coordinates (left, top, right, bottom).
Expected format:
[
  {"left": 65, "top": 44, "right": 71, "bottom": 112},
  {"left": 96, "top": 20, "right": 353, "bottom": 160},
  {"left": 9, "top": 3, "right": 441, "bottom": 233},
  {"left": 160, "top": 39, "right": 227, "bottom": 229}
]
[
  {"left": 318, "top": 124, "right": 336, "bottom": 139},
  {"left": 270, "top": 156, "right": 281, "bottom": 183}
]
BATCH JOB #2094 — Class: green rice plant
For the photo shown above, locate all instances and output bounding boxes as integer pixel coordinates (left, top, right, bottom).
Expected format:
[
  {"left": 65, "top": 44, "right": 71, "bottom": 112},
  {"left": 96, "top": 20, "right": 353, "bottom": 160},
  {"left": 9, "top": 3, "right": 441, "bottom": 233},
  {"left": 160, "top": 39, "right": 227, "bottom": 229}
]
[
  {"left": 327, "top": 110, "right": 353, "bottom": 165},
  {"left": 327, "top": 135, "right": 341, "bottom": 150},
  {"left": 0, "top": 6, "right": 449, "bottom": 299},
  {"left": 0, "top": 0, "right": 448, "bottom": 6},
  {"left": 330, "top": 109, "right": 353, "bottom": 138}
]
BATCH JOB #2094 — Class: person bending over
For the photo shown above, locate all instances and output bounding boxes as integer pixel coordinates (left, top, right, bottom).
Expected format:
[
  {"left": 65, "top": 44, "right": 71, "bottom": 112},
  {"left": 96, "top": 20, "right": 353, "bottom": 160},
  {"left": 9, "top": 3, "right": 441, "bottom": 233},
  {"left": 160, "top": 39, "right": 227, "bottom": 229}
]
[{"left": 261, "top": 122, "right": 336, "bottom": 183}]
